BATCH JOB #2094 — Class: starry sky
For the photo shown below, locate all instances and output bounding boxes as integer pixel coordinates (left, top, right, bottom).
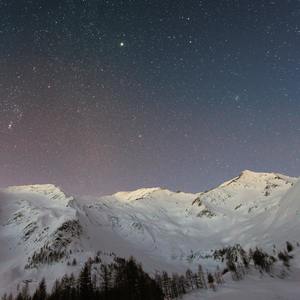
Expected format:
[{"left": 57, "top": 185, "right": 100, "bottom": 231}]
[{"left": 0, "top": 0, "right": 300, "bottom": 196}]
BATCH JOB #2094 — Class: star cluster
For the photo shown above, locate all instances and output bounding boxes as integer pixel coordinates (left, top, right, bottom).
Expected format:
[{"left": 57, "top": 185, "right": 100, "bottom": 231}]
[{"left": 0, "top": 0, "right": 300, "bottom": 195}]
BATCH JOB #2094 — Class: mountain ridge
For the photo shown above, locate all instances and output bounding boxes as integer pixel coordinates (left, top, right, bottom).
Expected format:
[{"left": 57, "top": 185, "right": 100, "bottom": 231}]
[{"left": 1, "top": 170, "right": 299, "bottom": 295}]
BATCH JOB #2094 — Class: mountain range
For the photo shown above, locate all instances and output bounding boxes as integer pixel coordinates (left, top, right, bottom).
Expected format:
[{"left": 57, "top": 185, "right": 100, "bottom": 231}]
[{"left": 1, "top": 170, "right": 299, "bottom": 296}]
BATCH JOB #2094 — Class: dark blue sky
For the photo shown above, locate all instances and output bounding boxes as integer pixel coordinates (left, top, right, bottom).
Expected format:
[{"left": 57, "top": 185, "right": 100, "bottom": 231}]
[{"left": 0, "top": 0, "right": 300, "bottom": 195}]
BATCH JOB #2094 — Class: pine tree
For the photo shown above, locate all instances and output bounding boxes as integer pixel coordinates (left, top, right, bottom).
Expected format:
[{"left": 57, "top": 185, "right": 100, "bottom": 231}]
[
  {"left": 161, "top": 271, "right": 172, "bottom": 299},
  {"left": 48, "top": 279, "right": 61, "bottom": 300},
  {"left": 185, "top": 269, "right": 195, "bottom": 290},
  {"left": 178, "top": 275, "right": 187, "bottom": 295},
  {"left": 196, "top": 265, "right": 207, "bottom": 289},
  {"left": 214, "top": 266, "right": 224, "bottom": 285},
  {"left": 32, "top": 278, "right": 47, "bottom": 300},
  {"left": 78, "top": 262, "right": 93, "bottom": 300},
  {"left": 170, "top": 274, "right": 180, "bottom": 298},
  {"left": 252, "top": 248, "right": 275, "bottom": 272},
  {"left": 72, "top": 258, "right": 77, "bottom": 266},
  {"left": 286, "top": 241, "right": 293, "bottom": 253},
  {"left": 207, "top": 272, "right": 215, "bottom": 290},
  {"left": 278, "top": 251, "right": 291, "bottom": 268}
]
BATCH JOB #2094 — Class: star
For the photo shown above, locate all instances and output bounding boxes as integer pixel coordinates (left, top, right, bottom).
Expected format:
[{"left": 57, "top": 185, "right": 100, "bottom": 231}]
[{"left": 0, "top": 0, "right": 299, "bottom": 197}]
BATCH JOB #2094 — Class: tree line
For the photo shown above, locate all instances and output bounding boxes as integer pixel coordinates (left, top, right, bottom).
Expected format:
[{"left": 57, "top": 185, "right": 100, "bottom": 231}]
[
  {"left": 3, "top": 257, "right": 163, "bottom": 300},
  {"left": 1, "top": 241, "right": 295, "bottom": 300}
]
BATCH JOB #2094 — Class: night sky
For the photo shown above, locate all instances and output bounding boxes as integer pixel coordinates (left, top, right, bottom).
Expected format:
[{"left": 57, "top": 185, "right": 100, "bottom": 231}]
[{"left": 0, "top": 0, "right": 300, "bottom": 195}]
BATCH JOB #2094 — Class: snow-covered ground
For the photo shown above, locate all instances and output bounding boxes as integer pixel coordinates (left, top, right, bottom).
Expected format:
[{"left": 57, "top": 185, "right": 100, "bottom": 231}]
[
  {"left": 0, "top": 170, "right": 299, "bottom": 296},
  {"left": 185, "top": 276, "right": 300, "bottom": 300},
  {"left": 184, "top": 247, "right": 300, "bottom": 300}
]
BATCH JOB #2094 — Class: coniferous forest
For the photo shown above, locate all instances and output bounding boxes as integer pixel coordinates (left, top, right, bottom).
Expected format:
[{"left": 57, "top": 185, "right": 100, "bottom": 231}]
[{"left": 1, "top": 242, "right": 295, "bottom": 300}]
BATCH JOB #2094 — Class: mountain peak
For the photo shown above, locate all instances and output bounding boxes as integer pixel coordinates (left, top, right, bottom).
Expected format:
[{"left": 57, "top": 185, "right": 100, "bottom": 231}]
[
  {"left": 5, "top": 184, "right": 73, "bottom": 204},
  {"left": 240, "top": 169, "right": 258, "bottom": 176},
  {"left": 239, "top": 169, "right": 278, "bottom": 177},
  {"left": 238, "top": 169, "right": 274, "bottom": 180},
  {"left": 114, "top": 187, "right": 166, "bottom": 202},
  {"left": 6, "top": 183, "right": 58, "bottom": 191},
  {"left": 218, "top": 170, "right": 296, "bottom": 189}
]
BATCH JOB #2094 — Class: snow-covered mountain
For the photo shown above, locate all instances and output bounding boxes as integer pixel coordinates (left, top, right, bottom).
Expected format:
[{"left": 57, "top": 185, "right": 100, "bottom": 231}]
[{"left": 0, "top": 170, "right": 299, "bottom": 295}]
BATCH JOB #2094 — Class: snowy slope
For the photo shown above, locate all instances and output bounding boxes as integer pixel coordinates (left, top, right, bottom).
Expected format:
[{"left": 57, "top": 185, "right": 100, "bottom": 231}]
[
  {"left": 184, "top": 273, "right": 300, "bottom": 300},
  {"left": 0, "top": 171, "right": 299, "bottom": 295},
  {"left": 0, "top": 185, "right": 79, "bottom": 292},
  {"left": 189, "top": 170, "right": 298, "bottom": 248},
  {"left": 184, "top": 247, "right": 300, "bottom": 300}
]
